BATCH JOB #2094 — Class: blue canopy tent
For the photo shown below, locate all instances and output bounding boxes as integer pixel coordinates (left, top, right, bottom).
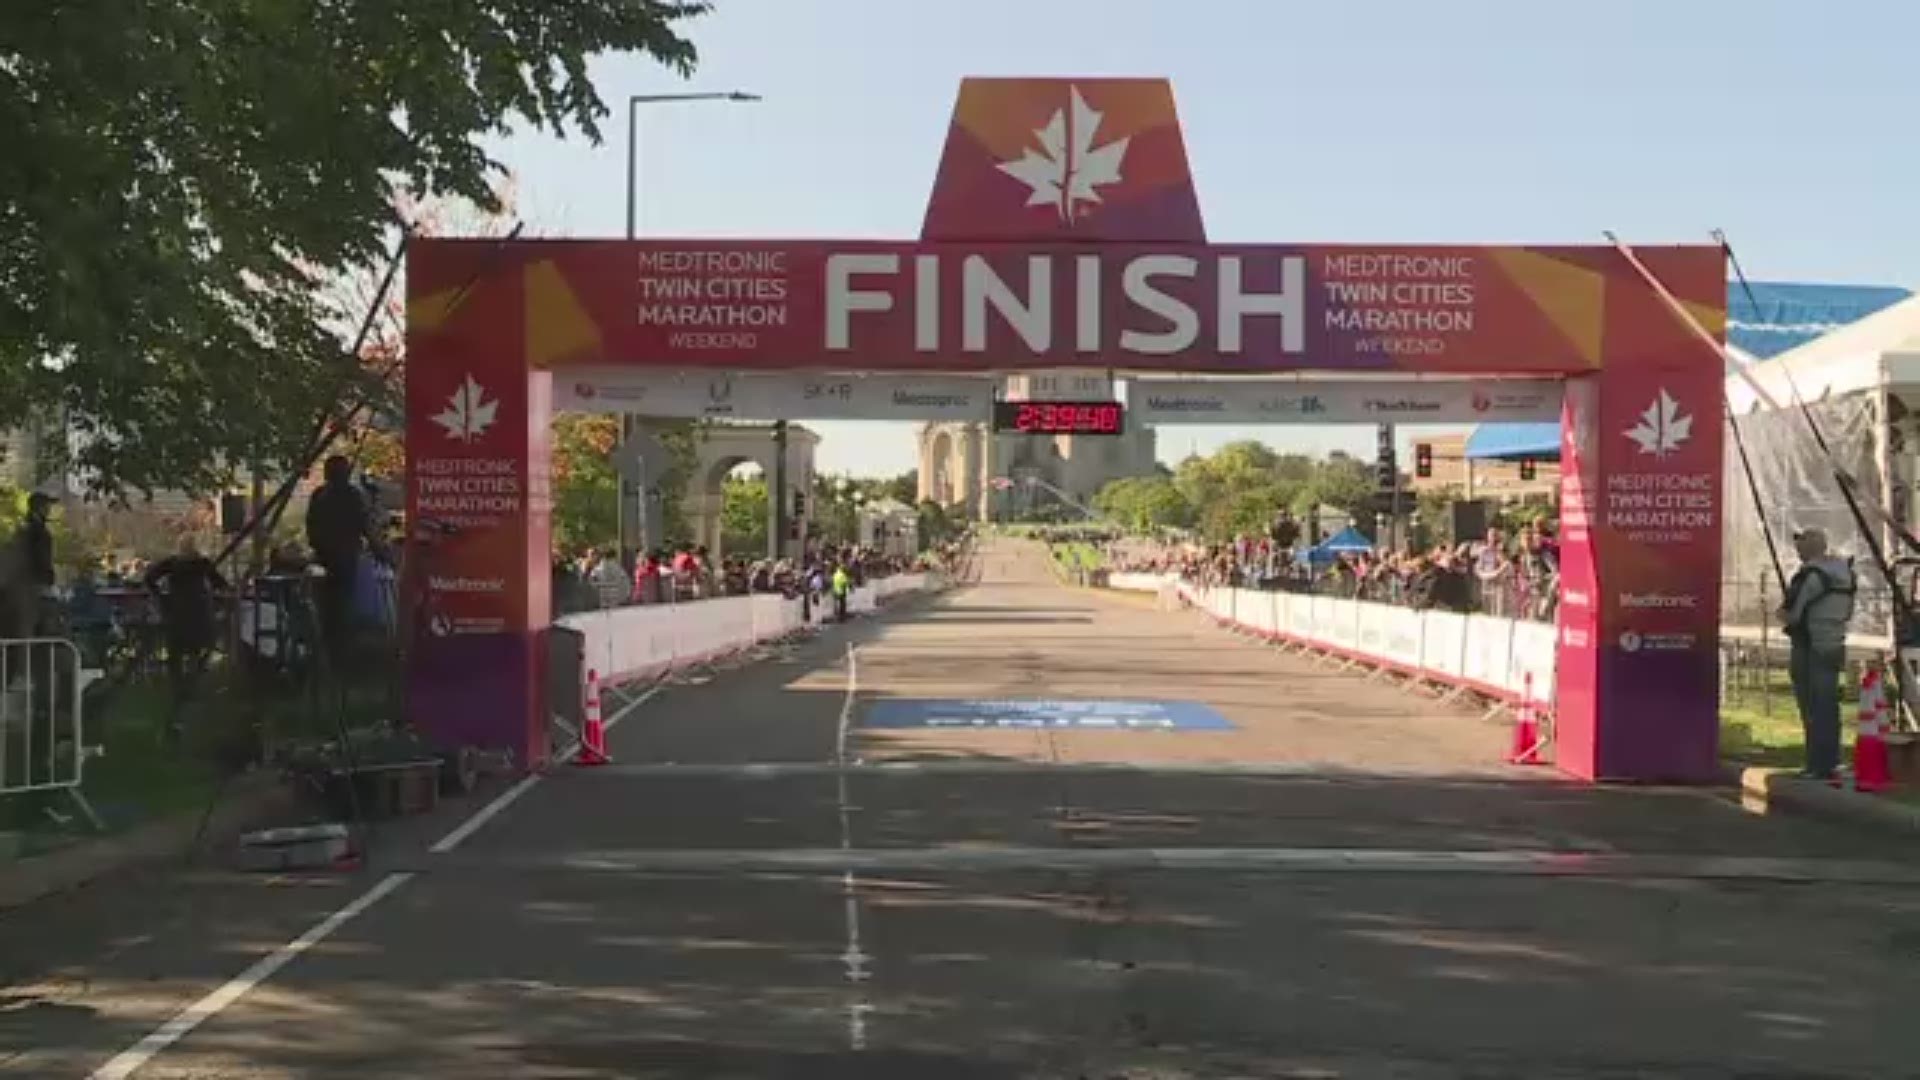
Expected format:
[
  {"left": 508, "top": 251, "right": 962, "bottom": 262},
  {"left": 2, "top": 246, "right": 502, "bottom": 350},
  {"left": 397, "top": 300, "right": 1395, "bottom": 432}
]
[
  {"left": 1463, "top": 421, "right": 1561, "bottom": 463},
  {"left": 1299, "top": 525, "right": 1373, "bottom": 565},
  {"left": 1462, "top": 281, "right": 1913, "bottom": 463}
]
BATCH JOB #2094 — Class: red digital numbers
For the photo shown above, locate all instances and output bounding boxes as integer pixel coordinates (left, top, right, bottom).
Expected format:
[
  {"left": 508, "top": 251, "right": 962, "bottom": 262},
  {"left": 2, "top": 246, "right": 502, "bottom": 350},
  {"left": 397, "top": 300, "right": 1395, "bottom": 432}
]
[{"left": 999, "top": 401, "right": 1123, "bottom": 434}]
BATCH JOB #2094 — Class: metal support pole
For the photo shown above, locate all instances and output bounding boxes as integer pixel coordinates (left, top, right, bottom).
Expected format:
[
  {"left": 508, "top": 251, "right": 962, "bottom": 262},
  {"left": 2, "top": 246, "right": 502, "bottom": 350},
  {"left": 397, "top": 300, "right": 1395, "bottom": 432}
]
[{"left": 771, "top": 420, "right": 789, "bottom": 560}]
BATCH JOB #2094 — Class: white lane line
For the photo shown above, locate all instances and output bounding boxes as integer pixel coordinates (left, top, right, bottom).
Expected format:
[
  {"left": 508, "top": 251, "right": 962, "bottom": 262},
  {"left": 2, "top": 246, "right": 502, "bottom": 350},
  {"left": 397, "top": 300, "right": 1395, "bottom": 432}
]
[
  {"left": 835, "top": 643, "right": 858, "bottom": 767},
  {"left": 428, "top": 682, "right": 666, "bottom": 855},
  {"left": 427, "top": 774, "right": 543, "bottom": 855},
  {"left": 834, "top": 644, "right": 871, "bottom": 1051},
  {"left": 93, "top": 679, "right": 680, "bottom": 1075},
  {"left": 90, "top": 872, "right": 413, "bottom": 1080}
]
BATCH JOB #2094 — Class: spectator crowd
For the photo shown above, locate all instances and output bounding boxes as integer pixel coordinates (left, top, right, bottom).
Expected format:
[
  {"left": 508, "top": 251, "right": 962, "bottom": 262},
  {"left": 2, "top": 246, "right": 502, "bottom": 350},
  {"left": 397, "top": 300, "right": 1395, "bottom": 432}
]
[
  {"left": 1113, "top": 522, "right": 1562, "bottom": 623},
  {"left": 551, "top": 542, "right": 946, "bottom": 617}
]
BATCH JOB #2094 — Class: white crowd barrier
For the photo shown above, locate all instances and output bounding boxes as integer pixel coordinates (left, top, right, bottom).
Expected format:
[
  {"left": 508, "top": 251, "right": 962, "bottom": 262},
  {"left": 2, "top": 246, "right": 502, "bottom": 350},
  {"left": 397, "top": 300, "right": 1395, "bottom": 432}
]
[
  {"left": 1, "top": 638, "right": 105, "bottom": 827},
  {"left": 558, "top": 574, "right": 933, "bottom": 689},
  {"left": 1107, "top": 575, "right": 1555, "bottom": 706}
]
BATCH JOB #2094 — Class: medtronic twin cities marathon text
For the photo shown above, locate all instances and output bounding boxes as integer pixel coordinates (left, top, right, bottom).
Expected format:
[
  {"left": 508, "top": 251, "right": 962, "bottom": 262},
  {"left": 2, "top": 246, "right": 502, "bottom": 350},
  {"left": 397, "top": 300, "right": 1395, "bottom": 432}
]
[
  {"left": 1606, "top": 471, "right": 1715, "bottom": 544},
  {"left": 1321, "top": 254, "right": 1477, "bottom": 354},
  {"left": 637, "top": 250, "right": 790, "bottom": 351},
  {"left": 416, "top": 457, "right": 522, "bottom": 527}
]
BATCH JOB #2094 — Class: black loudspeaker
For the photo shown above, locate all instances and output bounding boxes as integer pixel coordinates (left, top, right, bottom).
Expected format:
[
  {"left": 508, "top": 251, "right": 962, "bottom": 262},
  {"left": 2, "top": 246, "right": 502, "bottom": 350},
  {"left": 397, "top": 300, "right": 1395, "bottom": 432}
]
[
  {"left": 1451, "top": 500, "right": 1489, "bottom": 543},
  {"left": 220, "top": 493, "right": 248, "bottom": 535}
]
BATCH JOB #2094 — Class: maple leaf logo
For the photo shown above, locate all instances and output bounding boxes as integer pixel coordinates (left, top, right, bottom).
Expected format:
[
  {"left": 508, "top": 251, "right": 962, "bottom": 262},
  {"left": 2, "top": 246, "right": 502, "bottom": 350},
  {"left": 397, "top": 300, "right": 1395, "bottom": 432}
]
[
  {"left": 997, "top": 85, "right": 1130, "bottom": 224},
  {"left": 433, "top": 375, "right": 498, "bottom": 442},
  {"left": 1625, "top": 389, "right": 1692, "bottom": 458}
]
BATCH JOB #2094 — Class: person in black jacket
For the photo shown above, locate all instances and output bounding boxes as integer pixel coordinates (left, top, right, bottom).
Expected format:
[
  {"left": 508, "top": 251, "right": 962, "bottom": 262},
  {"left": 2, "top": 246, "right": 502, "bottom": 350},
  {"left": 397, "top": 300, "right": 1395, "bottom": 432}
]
[
  {"left": 21, "top": 493, "right": 54, "bottom": 590},
  {"left": 145, "top": 535, "right": 229, "bottom": 732},
  {"left": 304, "top": 456, "right": 371, "bottom": 667}
]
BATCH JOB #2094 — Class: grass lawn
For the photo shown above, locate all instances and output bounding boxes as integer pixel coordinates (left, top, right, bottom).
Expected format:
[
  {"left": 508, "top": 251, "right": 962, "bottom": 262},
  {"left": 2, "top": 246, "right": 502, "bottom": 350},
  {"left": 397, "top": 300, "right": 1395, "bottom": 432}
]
[
  {"left": 1052, "top": 542, "right": 1104, "bottom": 573},
  {"left": 1719, "top": 670, "right": 1820, "bottom": 769}
]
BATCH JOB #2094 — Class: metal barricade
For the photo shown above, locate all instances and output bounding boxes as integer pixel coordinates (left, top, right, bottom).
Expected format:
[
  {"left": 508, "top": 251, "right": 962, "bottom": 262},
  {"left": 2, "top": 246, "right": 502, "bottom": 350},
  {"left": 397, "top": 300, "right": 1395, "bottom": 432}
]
[
  {"left": 546, "top": 623, "right": 585, "bottom": 768},
  {"left": 0, "top": 637, "right": 104, "bottom": 828}
]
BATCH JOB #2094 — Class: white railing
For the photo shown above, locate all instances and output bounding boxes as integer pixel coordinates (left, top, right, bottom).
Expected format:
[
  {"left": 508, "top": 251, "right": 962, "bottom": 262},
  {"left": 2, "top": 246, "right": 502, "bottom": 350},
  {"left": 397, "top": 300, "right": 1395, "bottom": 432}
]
[
  {"left": 1109, "top": 576, "right": 1556, "bottom": 707},
  {"left": 1, "top": 638, "right": 105, "bottom": 828},
  {"left": 557, "top": 574, "right": 933, "bottom": 690}
]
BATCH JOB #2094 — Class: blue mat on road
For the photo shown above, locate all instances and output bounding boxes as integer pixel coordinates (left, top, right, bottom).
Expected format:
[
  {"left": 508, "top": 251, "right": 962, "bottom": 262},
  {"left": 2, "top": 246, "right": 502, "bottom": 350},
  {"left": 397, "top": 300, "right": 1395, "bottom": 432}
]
[{"left": 863, "top": 699, "right": 1235, "bottom": 731}]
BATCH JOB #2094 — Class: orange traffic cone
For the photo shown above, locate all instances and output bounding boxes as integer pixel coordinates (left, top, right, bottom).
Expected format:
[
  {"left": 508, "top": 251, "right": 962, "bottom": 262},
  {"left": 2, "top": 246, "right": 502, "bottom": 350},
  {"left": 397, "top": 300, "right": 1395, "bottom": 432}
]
[
  {"left": 577, "top": 668, "right": 611, "bottom": 767},
  {"left": 1508, "top": 673, "right": 1547, "bottom": 766},
  {"left": 1853, "top": 664, "right": 1893, "bottom": 793}
]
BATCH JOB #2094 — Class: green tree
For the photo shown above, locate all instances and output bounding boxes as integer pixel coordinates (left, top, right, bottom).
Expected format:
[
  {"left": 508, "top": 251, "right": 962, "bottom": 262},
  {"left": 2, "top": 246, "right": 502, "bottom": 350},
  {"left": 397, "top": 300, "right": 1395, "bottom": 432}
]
[
  {"left": 882, "top": 470, "right": 918, "bottom": 505},
  {"left": 1201, "top": 483, "right": 1291, "bottom": 541},
  {"left": 1, "top": 1, "right": 707, "bottom": 496},
  {"left": 550, "top": 415, "right": 618, "bottom": 554},
  {"left": 916, "top": 499, "right": 957, "bottom": 549},
  {"left": 721, "top": 474, "right": 768, "bottom": 557},
  {"left": 1295, "top": 456, "right": 1376, "bottom": 519},
  {"left": 1094, "top": 476, "right": 1192, "bottom": 532}
]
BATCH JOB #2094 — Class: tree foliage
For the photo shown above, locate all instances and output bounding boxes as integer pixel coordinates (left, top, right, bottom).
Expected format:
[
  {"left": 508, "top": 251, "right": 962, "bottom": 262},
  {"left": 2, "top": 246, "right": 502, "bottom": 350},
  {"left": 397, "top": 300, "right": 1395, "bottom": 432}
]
[
  {"left": 550, "top": 414, "right": 699, "bottom": 554},
  {"left": 721, "top": 474, "right": 768, "bottom": 557},
  {"left": 0, "top": 1, "right": 708, "bottom": 497},
  {"left": 1096, "top": 444, "right": 1384, "bottom": 542},
  {"left": 550, "top": 414, "right": 619, "bottom": 554},
  {"left": 1092, "top": 476, "right": 1192, "bottom": 532}
]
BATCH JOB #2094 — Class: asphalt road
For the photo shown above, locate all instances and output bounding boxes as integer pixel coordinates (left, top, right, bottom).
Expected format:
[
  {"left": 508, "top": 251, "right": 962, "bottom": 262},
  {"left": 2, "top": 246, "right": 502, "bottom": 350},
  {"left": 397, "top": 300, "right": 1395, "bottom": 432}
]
[{"left": 6, "top": 539, "right": 1920, "bottom": 1078}]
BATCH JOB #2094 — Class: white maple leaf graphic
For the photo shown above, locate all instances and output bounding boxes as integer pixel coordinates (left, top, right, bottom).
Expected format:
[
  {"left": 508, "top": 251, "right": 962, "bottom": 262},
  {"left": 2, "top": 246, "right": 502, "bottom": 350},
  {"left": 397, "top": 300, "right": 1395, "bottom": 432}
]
[
  {"left": 432, "top": 375, "right": 498, "bottom": 442},
  {"left": 1625, "top": 389, "right": 1692, "bottom": 457},
  {"left": 997, "top": 85, "right": 1130, "bottom": 224}
]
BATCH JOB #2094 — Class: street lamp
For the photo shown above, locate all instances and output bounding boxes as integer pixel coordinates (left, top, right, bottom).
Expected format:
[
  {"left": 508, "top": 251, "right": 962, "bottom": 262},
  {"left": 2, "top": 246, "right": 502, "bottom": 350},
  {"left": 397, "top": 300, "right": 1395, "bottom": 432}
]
[
  {"left": 614, "top": 90, "right": 759, "bottom": 556},
  {"left": 625, "top": 90, "right": 762, "bottom": 238}
]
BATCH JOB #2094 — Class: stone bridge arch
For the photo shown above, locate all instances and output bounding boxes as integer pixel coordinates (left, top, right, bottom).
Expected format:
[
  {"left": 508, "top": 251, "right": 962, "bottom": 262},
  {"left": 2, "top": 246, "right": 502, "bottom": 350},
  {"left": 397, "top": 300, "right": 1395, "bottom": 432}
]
[{"left": 682, "top": 423, "right": 818, "bottom": 562}]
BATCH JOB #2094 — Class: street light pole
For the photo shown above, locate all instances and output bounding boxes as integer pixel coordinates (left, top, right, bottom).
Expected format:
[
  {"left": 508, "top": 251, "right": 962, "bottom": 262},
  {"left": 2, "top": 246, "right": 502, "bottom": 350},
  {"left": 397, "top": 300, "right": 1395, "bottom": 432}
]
[
  {"left": 624, "top": 90, "right": 762, "bottom": 240},
  {"left": 617, "top": 89, "right": 762, "bottom": 561}
]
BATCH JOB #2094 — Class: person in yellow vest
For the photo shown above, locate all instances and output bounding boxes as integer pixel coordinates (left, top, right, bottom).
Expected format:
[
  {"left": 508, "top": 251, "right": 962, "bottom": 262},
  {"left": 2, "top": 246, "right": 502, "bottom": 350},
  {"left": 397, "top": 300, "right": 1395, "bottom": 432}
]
[{"left": 831, "top": 561, "right": 852, "bottom": 622}]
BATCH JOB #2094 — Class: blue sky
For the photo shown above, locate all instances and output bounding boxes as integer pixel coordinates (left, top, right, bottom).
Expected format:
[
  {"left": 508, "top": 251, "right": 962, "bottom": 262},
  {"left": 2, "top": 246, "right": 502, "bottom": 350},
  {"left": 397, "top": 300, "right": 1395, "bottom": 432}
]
[{"left": 486, "top": 0, "right": 1920, "bottom": 477}]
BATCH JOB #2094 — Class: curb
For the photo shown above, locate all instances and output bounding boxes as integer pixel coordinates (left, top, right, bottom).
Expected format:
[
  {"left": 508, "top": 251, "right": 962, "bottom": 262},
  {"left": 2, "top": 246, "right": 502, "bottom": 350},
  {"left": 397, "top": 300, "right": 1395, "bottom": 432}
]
[
  {"left": 1737, "top": 766, "right": 1920, "bottom": 837},
  {"left": 0, "top": 771, "right": 296, "bottom": 913}
]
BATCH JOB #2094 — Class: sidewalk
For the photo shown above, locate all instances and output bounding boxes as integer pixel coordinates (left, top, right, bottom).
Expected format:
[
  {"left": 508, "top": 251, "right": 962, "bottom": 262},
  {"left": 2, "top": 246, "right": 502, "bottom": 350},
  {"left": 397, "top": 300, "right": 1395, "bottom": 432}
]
[{"left": 1737, "top": 767, "right": 1920, "bottom": 838}]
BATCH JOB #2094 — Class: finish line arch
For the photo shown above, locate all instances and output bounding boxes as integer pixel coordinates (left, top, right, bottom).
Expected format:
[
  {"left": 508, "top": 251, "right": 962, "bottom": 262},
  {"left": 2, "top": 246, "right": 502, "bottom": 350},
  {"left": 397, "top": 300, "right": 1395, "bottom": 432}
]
[{"left": 405, "top": 76, "right": 1726, "bottom": 782}]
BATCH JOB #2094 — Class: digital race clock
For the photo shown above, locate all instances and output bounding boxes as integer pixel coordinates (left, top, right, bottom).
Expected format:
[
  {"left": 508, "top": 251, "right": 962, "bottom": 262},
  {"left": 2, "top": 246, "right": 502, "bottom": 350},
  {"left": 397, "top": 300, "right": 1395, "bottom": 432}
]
[{"left": 992, "top": 400, "right": 1126, "bottom": 436}]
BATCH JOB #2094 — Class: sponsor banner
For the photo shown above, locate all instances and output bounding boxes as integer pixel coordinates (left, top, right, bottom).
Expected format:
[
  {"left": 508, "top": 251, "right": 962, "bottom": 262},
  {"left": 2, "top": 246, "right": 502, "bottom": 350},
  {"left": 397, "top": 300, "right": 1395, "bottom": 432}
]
[
  {"left": 1463, "top": 615, "right": 1514, "bottom": 689},
  {"left": 1422, "top": 612, "right": 1468, "bottom": 678},
  {"left": 1131, "top": 378, "right": 1562, "bottom": 425},
  {"left": 1287, "top": 591, "right": 1316, "bottom": 639},
  {"left": 1355, "top": 602, "right": 1391, "bottom": 658},
  {"left": 1383, "top": 608, "right": 1424, "bottom": 669},
  {"left": 408, "top": 240, "right": 1724, "bottom": 375},
  {"left": 1509, "top": 621, "right": 1558, "bottom": 702},
  {"left": 1326, "top": 598, "right": 1360, "bottom": 652},
  {"left": 1592, "top": 358, "right": 1725, "bottom": 781},
  {"left": 556, "top": 369, "right": 994, "bottom": 421}
]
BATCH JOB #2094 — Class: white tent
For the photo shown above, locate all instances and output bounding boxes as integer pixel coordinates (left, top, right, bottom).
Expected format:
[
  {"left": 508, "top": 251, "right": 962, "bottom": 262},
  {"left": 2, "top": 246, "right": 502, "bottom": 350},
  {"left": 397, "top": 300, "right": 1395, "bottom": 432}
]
[{"left": 1721, "top": 294, "right": 1920, "bottom": 639}]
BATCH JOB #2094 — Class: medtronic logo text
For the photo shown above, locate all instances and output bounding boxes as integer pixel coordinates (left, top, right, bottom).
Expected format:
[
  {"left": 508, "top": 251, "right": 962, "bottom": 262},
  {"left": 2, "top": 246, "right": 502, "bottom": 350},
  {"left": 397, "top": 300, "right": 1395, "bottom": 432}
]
[
  {"left": 1145, "top": 396, "right": 1225, "bottom": 413},
  {"left": 428, "top": 576, "right": 507, "bottom": 594},
  {"left": 1619, "top": 592, "right": 1699, "bottom": 609},
  {"left": 892, "top": 391, "right": 975, "bottom": 408}
]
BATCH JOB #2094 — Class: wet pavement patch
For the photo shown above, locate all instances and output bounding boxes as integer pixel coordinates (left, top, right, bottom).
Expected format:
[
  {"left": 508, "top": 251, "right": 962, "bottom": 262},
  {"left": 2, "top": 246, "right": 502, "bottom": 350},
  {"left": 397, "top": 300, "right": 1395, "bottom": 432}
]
[{"left": 863, "top": 698, "right": 1234, "bottom": 731}]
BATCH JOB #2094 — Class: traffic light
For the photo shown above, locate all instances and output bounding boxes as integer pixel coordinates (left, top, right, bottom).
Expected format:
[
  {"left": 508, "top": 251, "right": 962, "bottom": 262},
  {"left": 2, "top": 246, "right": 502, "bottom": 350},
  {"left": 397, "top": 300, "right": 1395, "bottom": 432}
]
[
  {"left": 1415, "top": 442, "right": 1433, "bottom": 479},
  {"left": 791, "top": 489, "right": 806, "bottom": 518},
  {"left": 1374, "top": 423, "right": 1397, "bottom": 491},
  {"left": 1518, "top": 458, "right": 1537, "bottom": 482}
]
